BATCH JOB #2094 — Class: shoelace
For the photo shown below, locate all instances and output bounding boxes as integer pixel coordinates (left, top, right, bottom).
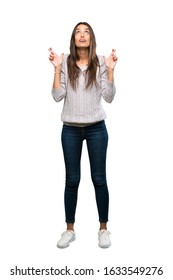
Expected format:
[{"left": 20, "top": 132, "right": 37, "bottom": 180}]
[
  {"left": 100, "top": 230, "right": 111, "bottom": 239},
  {"left": 61, "top": 231, "right": 73, "bottom": 238}
]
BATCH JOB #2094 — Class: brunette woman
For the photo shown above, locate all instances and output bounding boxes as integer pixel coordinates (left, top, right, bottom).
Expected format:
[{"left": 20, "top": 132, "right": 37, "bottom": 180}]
[{"left": 48, "top": 22, "right": 118, "bottom": 248}]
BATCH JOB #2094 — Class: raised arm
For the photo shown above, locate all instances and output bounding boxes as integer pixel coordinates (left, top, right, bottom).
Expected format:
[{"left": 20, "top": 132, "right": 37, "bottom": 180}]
[
  {"left": 100, "top": 50, "right": 118, "bottom": 103},
  {"left": 48, "top": 48, "right": 64, "bottom": 89},
  {"left": 103, "top": 49, "right": 118, "bottom": 82}
]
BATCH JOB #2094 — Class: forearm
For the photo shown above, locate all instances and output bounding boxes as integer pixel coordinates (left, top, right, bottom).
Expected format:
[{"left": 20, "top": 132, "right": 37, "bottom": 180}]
[
  {"left": 107, "top": 67, "right": 114, "bottom": 82},
  {"left": 53, "top": 66, "right": 62, "bottom": 89}
]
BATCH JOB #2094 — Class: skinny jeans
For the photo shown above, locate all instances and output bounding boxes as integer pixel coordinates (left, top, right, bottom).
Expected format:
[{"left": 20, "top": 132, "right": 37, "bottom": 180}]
[{"left": 61, "top": 120, "right": 109, "bottom": 223}]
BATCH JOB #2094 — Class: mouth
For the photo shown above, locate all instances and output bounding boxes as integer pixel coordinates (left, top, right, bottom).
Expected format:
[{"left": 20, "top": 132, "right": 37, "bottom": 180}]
[{"left": 79, "top": 39, "right": 86, "bottom": 42}]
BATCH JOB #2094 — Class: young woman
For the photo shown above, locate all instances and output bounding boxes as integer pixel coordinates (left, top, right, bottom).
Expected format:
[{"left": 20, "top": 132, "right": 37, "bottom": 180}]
[{"left": 48, "top": 22, "right": 118, "bottom": 248}]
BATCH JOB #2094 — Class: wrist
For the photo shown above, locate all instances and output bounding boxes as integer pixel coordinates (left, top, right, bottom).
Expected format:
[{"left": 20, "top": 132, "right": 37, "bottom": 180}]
[
  {"left": 106, "top": 66, "right": 114, "bottom": 72},
  {"left": 54, "top": 65, "right": 61, "bottom": 74},
  {"left": 54, "top": 65, "right": 61, "bottom": 71}
]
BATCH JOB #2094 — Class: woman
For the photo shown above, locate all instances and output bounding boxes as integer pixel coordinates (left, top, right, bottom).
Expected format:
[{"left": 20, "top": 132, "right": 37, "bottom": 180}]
[{"left": 48, "top": 22, "right": 118, "bottom": 248}]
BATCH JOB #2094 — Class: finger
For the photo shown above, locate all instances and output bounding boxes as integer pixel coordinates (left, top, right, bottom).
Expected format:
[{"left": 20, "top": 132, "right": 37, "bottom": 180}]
[
  {"left": 113, "top": 53, "right": 117, "bottom": 58},
  {"left": 111, "top": 49, "right": 116, "bottom": 55},
  {"left": 48, "top": 47, "right": 55, "bottom": 55},
  {"left": 49, "top": 54, "right": 54, "bottom": 59},
  {"left": 107, "top": 49, "right": 115, "bottom": 59},
  {"left": 49, "top": 55, "right": 54, "bottom": 60}
]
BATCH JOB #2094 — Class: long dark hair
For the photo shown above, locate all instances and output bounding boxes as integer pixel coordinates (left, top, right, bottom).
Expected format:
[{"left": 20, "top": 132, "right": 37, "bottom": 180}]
[{"left": 67, "top": 22, "right": 99, "bottom": 90}]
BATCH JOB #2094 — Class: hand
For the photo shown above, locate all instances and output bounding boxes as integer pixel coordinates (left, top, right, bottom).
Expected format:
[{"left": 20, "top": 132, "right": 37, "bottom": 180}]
[
  {"left": 103, "top": 49, "right": 118, "bottom": 70},
  {"left": 48, "top": 48, "right": 64, "bottom": 68}
]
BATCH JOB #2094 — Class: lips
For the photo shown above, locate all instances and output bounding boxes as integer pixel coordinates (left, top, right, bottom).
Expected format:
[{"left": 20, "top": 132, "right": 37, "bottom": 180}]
[{"left": 79, "top": 39, "right": 86, "bottom": 42}]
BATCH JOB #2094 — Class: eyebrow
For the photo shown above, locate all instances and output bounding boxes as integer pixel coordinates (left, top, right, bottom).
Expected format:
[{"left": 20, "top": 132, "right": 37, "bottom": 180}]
[{"left": 76, "top": 27, "right": 90, "bottom": 31}]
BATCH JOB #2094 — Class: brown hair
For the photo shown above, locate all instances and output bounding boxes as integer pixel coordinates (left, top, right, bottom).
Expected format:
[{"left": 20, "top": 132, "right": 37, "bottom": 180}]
[{"left": 67, "top": 22, "right": 99, "bottom": 90}]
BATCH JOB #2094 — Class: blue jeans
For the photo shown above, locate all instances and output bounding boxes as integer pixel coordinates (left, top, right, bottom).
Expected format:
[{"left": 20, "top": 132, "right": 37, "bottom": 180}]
[{"left": 61, "top": 120, "right": 109, "bottom": 224}]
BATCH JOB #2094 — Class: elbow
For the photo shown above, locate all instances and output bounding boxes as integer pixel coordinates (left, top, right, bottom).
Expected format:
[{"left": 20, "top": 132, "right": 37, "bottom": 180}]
[
  {"left": 52, "top": 93, "right": 64, "bottom": 102},
  {"left": 102, "top": 83, "right": 116, "bottom": 103},
  {"left": 103, "top": 89, "right": 116, "bottom": 103},
  {"left": 106, "top": 95, "right": 115, "bottom": 103},
  {"left": 52, "top": 95, "right": 61, "bottom": 102},
  {"left": 108, "top": 98, "right": 114, "bottom": 104},
  {"left": 51, "top": 88, "right": 65, "bottom": 102}
]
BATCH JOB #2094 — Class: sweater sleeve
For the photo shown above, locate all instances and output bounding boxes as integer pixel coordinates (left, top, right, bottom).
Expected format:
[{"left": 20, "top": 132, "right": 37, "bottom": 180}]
[
  {"left": 51, "top": 56, "right": 67, "bottom": 102},
  {"left": 99, "top": 56, "right": 116, "bottom": 103}
]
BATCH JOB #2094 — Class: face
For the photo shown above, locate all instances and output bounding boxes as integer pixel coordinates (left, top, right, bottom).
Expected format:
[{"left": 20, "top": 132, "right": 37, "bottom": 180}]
[{"left": 74, "top": 24, "right": 90, "bottom": 48}]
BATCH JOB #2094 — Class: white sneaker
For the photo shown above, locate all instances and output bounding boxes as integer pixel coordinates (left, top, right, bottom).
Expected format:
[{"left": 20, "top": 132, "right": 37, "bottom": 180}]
[
  {"left": 57, "top": 230, "right": 76, "bottom": 248},
  {"left": 98, "top": 229, "right": 111, "bottom": 248}
]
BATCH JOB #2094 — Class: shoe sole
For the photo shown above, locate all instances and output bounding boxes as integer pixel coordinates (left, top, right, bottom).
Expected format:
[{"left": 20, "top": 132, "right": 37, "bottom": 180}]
[{"left": 98, "top": 242, "right": 111, "bottom": 248}]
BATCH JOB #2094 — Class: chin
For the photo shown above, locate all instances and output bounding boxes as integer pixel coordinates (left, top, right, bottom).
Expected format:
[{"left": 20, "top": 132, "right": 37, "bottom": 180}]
[{"left": 78, "top": 44, "right": 90, "bottom": 48}]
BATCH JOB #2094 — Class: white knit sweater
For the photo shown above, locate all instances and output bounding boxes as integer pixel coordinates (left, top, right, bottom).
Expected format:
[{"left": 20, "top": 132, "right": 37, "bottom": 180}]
[{"left": 51, "top": 54, "right": 116, "bottom": 124}]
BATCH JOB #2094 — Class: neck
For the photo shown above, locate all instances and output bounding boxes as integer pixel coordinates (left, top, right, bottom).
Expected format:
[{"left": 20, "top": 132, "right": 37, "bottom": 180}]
[{"left": 77, "top": 48, "right": 89, "bottom": 64}]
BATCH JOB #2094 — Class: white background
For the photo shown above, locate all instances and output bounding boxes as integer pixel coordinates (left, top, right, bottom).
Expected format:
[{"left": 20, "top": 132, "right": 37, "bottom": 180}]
[{"left": 0, "top": 0, "right": 173, "bottom": 279}]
